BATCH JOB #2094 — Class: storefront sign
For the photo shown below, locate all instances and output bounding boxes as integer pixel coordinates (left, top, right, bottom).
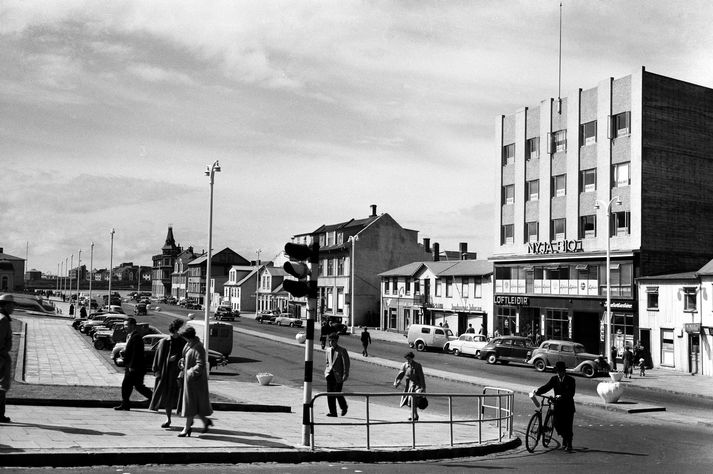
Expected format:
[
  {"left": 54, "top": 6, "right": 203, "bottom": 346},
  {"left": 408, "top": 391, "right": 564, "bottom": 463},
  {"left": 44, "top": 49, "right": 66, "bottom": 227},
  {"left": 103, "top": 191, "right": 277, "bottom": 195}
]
[
  {"left": 495, "top": 296, "right": 529, "bottom": 306},
  {"left": 451, "top": 304, "right": 483, "bottom": 312},
  {"left": 527, "top": 239, "right": 584, "bottom": 254},
  {"left": 684, "top": 323, "right": 701, "bottom": 334},
  {"left": 604, "top": 301, "right": 634, "bottom": 311}
]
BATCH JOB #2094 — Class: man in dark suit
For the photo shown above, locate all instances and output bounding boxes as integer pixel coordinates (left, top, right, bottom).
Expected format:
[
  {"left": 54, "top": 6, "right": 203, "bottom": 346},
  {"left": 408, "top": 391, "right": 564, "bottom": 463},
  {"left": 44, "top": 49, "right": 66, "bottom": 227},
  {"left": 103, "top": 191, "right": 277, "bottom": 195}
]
[
  {"left": 324, "top": 333, "right": 350, "bottom": 417},
  {"left": 114, "top": 317, "right": 153, "bottom": 410},
  {"left": 535, "top": 361, "right": 576, "bottom": 451}
]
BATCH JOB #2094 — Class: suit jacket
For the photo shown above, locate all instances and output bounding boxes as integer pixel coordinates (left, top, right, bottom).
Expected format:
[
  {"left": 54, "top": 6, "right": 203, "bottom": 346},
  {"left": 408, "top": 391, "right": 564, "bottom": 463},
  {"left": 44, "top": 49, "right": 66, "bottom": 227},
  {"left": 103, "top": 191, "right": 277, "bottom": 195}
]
[
  {"left": 536, "top": 374, "right": 576, "bottom": 414},
  {"left": 325, "top": 345, "right": 350, "bottom": 383},
  {"left": 123, "top": 331, "right": 146, "bottom": 373}
]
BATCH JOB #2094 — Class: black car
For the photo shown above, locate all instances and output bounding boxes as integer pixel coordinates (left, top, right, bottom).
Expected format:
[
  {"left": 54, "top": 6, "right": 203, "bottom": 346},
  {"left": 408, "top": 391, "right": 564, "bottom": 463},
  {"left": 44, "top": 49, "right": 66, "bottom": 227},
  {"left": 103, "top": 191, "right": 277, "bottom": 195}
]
[
  {"left": 214, "top": 306, "right": 239, "bottom": 321},
  {"left": 256, "top": 312, "right": 277, "bottom": 324},
  {"left": 478, "top": 336, "right": 536, "bottom": 365}
]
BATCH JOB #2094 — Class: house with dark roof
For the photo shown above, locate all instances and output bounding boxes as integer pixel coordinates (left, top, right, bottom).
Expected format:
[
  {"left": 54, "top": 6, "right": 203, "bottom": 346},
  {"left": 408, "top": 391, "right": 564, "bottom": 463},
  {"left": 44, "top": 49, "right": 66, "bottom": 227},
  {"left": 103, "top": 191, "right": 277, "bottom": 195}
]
[
  {"left": 288, "top": 205, "right": 431, "bottom": 328},
  {"left": 171, "top": 246, "right": 198, "bottom": 301},
  {"left": 257, "top": 265, "right": 290, "bottom": 314},
  {"left": 0, "top": 247, "right": 25, "bottom": 292},
  {"left": 379, "top": 253, "right": 493, "bottom": 336},
  {"left": 187, "top": 247, "right": 250, "bottom": 307},
  {"left": 223, "top": 265, "right": 260, "bottom": 313}
]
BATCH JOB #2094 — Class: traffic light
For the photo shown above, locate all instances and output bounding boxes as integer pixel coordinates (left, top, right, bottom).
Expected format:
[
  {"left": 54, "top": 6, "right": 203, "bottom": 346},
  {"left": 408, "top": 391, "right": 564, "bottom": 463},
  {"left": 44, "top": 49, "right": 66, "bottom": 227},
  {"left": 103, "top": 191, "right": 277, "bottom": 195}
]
[{"left": 283, "top": 242, "right": 319, "bottom": 298}]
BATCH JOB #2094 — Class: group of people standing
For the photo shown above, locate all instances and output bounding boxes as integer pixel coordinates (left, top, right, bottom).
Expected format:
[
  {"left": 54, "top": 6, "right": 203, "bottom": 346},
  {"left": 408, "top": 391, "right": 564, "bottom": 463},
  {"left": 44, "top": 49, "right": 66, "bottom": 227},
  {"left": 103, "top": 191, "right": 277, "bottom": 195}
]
[{"left": 114, "top": 317, "right": 213, "bottom": 437}]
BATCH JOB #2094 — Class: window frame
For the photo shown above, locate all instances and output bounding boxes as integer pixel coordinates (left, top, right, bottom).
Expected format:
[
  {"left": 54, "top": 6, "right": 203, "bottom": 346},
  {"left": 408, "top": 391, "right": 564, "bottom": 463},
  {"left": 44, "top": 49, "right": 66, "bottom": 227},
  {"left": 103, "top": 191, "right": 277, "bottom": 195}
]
[
  {"left": 502, "top": 184, "right": 515, "bottom": 205},
  {"left": 526, "top": 179, "right": 539, "bottom": 202},
  {"left": 580, "top": 120, "right": 597, "bottom": 146},
  {"left": 502, "top": 143, "right": 515, "bottom": 166},
  {"left": 552, "top": 174, "right": 566, "bottom": 197},
  {"left": 501, "top": 224, "right": 514, "bottom": 245},
  {"left": 611, "top": 211, "right": 631, "bottom": 236},
  {"left": 579, "top": 215, "right": 597, "bottom": 239},
  {"left": 612, "top": 162, "right": 631, "bottom": 188},
  {"left": 554, "top": 130, "right": 567, "bottom": 152},
  {"left": 580, "top": 168, "right": 597, "bottom": 193},
  {"left": 683, "top": 287, "right": 697, "bottom": 312},
  {"left": 525, "top": 221, "right": 539, "bottom": 243},
  {"left": 526, "top": 137, "right": 540, "bottom": 160},
  {"left": 612, "top": 111, "right": 631, "bottom": 138},
  {"left": 551, "top": 218, "right": 566, "bottom": 240}
]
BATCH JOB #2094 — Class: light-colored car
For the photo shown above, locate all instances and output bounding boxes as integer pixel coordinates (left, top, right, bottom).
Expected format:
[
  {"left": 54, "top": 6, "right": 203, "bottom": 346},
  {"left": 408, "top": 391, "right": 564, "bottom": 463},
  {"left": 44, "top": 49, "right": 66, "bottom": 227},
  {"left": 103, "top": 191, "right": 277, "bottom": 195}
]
[
  {"left": 407, "top": 324, "right": 456, "bottom": 352},
  {"left": 444, "top": 333, "right": 489, "bottom": 357},
  {"left": 527, "top": 339, "right": 610, "bottom": 378},
  {"left": 273, "top": 313, "right": 303, "bottom": 327},
  {"left": 111, "top": 333, "right": 166, "bottom": 363}
]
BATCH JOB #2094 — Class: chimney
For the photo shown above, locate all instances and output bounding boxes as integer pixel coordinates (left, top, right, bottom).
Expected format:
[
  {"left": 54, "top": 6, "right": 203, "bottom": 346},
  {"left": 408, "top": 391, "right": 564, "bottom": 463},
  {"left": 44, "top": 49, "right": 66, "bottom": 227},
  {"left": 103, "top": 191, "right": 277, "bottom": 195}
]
[
  {"left": 460, "top": 242, "right": 468, "bottom": 260},
  {"left": 423, "top": 238, "right": 431, "bottom": 253},
  {"left": 433, "top": 242, "right": 440, "bottom": 262},
  {"left": 370, "top": 204, "right": 377, "bottom": 217},
  {"left": 0, "top": 247, "right": 3, "bottom": 253}
]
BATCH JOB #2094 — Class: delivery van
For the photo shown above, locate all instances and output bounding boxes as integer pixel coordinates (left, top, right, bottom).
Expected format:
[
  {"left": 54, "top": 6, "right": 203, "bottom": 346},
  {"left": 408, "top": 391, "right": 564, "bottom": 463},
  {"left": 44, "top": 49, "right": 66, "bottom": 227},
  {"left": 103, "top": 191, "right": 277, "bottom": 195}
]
[
  {"left": 407, "top": 324, "right": 456, "bottom": 352},
  {"left": 186, "top": 319, "right": 233, "bottom": 357}
]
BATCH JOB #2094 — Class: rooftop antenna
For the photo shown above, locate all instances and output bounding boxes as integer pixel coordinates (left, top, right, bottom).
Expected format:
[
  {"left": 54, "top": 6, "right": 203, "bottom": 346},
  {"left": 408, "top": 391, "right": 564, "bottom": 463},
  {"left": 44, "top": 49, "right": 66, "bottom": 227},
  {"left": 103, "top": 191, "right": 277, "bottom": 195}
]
[{"left": 557, "top": 1, "right": 563, "bottom": 114}]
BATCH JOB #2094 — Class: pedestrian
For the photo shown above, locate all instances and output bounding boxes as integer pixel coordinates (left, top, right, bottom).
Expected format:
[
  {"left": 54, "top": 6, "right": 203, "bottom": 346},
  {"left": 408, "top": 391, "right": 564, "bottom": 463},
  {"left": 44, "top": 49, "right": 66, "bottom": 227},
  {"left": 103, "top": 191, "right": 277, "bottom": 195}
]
[
  {"left": 443, "top": 321, "right": 449, "bottom": 329},
  {"left": 0, "top": 294, "right": 15, "bottom": 423},
  {"left": 610, "top": 346, "right": 618, "bottom": 372},
  {"left": 79, "top": 305, "right": 87, "bottom": 319},
  {"left": 622, "top": 345, "right": 634, "bottom": 378},
  {"left": 466, "top": 324, "right": 475, "bottom": 334},
  {"left": 324, "top": 333, "right": 350, "bottom": 417},
  {"left": 478, "top": 324, "right": 485, "bottom": 335},
  {"left": 494, "top": 328, "right": 501, "bottom": 338},
  {"left": 114, "top": 317, "right": 153, "bottom": 411},
  {"left": 360, "top": 326, "right": 371, "bottom": 357},
  {"left": 638, "top": 357, "right": 646, "bottom": 377},
  {"left": 177, "top": 325, "right": 213, "bottom": 437},
  {"left": 534, "top": 361, "right": 576, "bottom": 452},
  {"left": 69, "top": 303, "right": 74, "bottom": 316},
  {"left": 394, "top": 351, "right": 426, "bottom": 421},
  {"left": 149, "top": 319, "right": 186, "bottom": 428},
  {"left": 319, "top": 320, "right": 329, "bottom": 350}
]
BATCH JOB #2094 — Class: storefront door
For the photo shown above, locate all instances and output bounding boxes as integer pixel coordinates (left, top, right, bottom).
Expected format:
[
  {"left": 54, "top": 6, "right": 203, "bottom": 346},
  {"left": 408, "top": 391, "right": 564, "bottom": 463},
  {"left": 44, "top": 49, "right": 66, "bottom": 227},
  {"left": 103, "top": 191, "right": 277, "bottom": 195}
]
[{"left": 689, "top": 334, "right": 700, "bottom": 374}]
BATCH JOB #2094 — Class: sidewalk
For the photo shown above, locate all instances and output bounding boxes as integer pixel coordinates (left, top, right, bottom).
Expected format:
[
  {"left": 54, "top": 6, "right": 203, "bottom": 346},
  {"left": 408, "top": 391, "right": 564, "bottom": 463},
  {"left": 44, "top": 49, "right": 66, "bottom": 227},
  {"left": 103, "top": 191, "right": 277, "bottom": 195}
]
[{"left": 1, "top": 312, "right": 516, "bottom": 467}]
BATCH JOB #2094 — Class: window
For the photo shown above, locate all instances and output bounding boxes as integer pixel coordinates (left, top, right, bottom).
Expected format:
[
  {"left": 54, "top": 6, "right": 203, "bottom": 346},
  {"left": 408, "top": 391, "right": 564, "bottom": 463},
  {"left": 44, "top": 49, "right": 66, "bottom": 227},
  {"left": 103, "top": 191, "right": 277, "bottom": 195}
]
[
  {"left": 414, "top": 279, "right": 420, "bottom": 295},
  {"left": 610, "top": 111, "right": 631, "bottom": 138},
  {"left": 601, "top": 262, "right": 633, "bottom": 297},
  {"left": 337, "top": 257, "right": 345, "bottom": 275},
  {"left": 326, "top": 231, "right": 335, "bottom": 246},
  {"left": 554, "top": 130, "right": 567, "bottom": 152},
  {"left": 526, "top": 137, "right": 539, "bottom": 160},
  {"left": 612, "top": 162, "right": 630, "bottom": 187},
  {"left": 579, "top": 215, "right": 596, "bottom": 238},
  {"left": 384, "top": 280, "right": 390, "bottom": 295},
  {"left": 580, "top": 121, "right": 597, "bottom": 146},
  {"left": 502, "top": 184, "right": 515, "bottom": 205},
  {"left": 391, "top": 277, "right": 398, "bottom": 294},
  {"left": 445, "top": 277, "right": 452, "bottom": 297},
  {"left": 462, "top": 278, "right": 469, "bottom": 297},
  {"left": 501, "top": 224, "right": 514, "bottom": 245},
  {"left": 580, "top": 168, "right": 596, "bottom": 193},
  {"left": 435, "top": 279, "right": 442, "bottom": 297},
  {"left": 552, "top": 174, "right": 566, "bottom": 197},
  {"left": 327, "top": 259, "right": 334, "bottom": 276},
  {"left": 502, "top": 143, "right": 515, "bottom": 166},
  {"left": 337, "top": 288, "right": 344, "bottom": 313},
  {"left": 474, "top": 277, "right": 482, "bottom": 297},
  {"left": 337, "top": 232, "right": 344, "bottom": 245},
  {"left": 526, "top": 179, "right": 539, "bottom": 202},
  {"left": 611, "top": 211, "right": 631, "bottom": 236},
  {"left": 683, "top": 287, "right": 697, "bottom": 312},
  {"left": 646, "top": 287, "right": 659, "bottom": 310},
  {"left": 551, "top": 218, "right": 566, "bottom": 240},
  {"left": 525, "top": 221, "right": 539, "bottom": 243},
  {"left": 326, "top": 288, "right": 334, "bottom": 311}
]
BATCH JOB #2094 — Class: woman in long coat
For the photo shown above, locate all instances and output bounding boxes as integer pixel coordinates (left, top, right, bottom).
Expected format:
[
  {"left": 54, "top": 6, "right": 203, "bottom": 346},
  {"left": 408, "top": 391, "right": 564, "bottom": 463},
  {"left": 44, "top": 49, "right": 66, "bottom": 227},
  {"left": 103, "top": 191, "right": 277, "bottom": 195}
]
[
  {"left": 393, "top": 351, "right": 426, "bottom": 421},
  {"left": 149, "top": 319, "right": 186, "bottom": 428},
  {"left": 177, "top": 325, "right": 213, "bottom": 437}
]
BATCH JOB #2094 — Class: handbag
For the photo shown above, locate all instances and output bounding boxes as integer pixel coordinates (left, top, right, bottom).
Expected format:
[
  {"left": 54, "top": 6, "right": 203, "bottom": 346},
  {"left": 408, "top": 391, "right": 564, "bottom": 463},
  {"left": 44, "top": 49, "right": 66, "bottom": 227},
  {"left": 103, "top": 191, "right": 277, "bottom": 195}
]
[{"left": 414, "top": 388, "right": 428, "bottom": 410}]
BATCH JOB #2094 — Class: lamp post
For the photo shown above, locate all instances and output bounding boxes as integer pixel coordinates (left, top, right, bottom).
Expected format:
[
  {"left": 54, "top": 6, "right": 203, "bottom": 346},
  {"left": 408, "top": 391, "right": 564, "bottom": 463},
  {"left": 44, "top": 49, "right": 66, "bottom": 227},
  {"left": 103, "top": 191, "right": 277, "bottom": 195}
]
[
  {"left": 64, "top": 257, "right": 68, "bottom": 297},
  {"left": 108, "top": 228, "right": 115, "bottom": 308},
  {"left": 255, "top": 249, "right": 262, "bottom": 318},
  {"left": 76, "top": 249, "right": 82, "bottom": 303},
  {"left": 57, "top": 262, "right": 60, "bottom": 293},
  {"left": 348, "top": 235, "right": 359, "bottom": 334},
  {"left": 203, "top": 160, "right": 221, "bottom": 356},
  {"left": 69, "top": 253, "right": 73, "bottom": 303},
  {"left": 595, "top": 196, "right": 621, "bottom": 366},
  {"left": 89, "top": 242, "right": 94, "bottom": 312}
]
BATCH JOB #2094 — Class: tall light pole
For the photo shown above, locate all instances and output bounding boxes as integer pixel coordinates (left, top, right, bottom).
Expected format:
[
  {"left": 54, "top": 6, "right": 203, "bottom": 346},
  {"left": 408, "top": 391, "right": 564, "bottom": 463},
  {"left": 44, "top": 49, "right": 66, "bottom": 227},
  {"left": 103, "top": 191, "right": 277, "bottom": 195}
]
[
  {"left": 348, "top": 235, "right": 359, "bottom": 334},
  {"left": 89, "top": 242, "right": 94, "bottom": 311},
  {"left": 69, "top": 253, "right": 74, "bottom": 303},
  {"left": 255, "top": 249, "right": 262, "bottom": 317},
  {"left": 64, "top": 257, "right": 68, "bottom": 296},
  {"left": 76, "top": 249, "right": 82, "bottom": 303},
  {"left": 57, "top": 262, "right": 60, "bottom": 293},
  {"left": 108, "top": 228, "right": 115, "bottom": 308},
  {"left": 203, "top": 160, "right": 221, "bottom": 356},
  {"left": 595, "top": 196, "right": 621, "bottom": 366}
]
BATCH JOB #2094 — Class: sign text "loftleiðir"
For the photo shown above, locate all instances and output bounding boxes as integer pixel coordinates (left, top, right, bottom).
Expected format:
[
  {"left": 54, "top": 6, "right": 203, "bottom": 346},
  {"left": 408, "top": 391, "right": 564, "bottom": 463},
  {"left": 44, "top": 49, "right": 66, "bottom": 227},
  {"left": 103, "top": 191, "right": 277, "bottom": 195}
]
[{"left": 527, "top": 240, "right": 584, "bottom": 254}]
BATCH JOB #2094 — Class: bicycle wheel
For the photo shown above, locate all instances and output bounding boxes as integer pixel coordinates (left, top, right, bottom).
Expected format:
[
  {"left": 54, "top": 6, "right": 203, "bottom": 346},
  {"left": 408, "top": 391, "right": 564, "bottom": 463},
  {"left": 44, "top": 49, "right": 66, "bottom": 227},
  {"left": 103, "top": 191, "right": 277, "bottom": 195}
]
[
  {"left": 542, "top": 409, "right": 555, "bottom": 447},
  {"left": 525, "top": 412, "right": 541, "bottom": 453}
]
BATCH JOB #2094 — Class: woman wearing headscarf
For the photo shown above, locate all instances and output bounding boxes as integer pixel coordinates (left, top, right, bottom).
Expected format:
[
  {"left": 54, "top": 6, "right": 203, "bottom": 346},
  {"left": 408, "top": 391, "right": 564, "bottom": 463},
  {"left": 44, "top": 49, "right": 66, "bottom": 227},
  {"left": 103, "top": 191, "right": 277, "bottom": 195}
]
[
  {"left": 394, "top": 351, "right": 426, "bottom": 421},
  {"left": 149, "top": 318, "right": 186, "bottom": 428},
  {"left": 177, "top": 325, "right": 213, "bottom": 437}
]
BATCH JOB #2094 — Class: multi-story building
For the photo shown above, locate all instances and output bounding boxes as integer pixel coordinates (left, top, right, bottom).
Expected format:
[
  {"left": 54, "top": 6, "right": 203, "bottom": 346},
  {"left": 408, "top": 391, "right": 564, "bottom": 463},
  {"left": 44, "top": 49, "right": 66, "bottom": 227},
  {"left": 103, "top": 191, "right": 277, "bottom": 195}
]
[
  {"left": 492, "top": 67, "right": 713, "bottom": 356},
  {"left": 171, "top": 247, "right": 197, "bottom": 301},
  {"left": 187, "top": 248, "right": 250, "bottom": 307},
  {"left": 223, "top": 265, "right": 260, "bottom": 313},
  {"left": 288, "top": 205, "right": 431, "bottom": 327},
  {"left": 152, "top": 226, "right": 183, "bottom": 298},
  {"left": 0, "top": 247, "right": 25, "bottom": 291},
  {"left": 379, "top": 245, "right": 493, "bottom": 335},
  {"left": 257, "top": 265, "right": 290, "bottom": 314}
]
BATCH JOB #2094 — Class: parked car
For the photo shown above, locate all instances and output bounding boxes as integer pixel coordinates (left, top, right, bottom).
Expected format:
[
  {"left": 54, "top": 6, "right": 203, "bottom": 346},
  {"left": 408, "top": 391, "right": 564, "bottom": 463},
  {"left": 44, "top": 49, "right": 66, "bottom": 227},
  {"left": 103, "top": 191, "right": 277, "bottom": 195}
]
[
  {"left": 214, "top": 305, "right": 239, "bottom": 321},
  {"left": 134, "top": 303, "right": 148, "bottom": 316},
  {"left": 444, "top": 334, "right": 489, "bottom": 357},
  {"left": 185, "top": 302, "right": 202, "bottom": 310},
  {"left": 113, "top": 334, "right": 228, "bottom": 372},
  {"left": 274, "top": 313, "right": 303, "bottom": 327},
  {"left": 165, "top": 296, "right": 177, "bottom": 305},
  {"left": 256, "top": 312, "right": 277, "bottom": 324},
  {"left": 326, "top": 316, "right": 349, "bottom": 335},
  {"left": 527, "top": 340, "right": 610, "bottom": 378},
  {"left": 478, "top": 336, "right": 536, "bottom": 365},
  {"left": 85, "top": 315, "right": 128, "bottom": 337},
  {"left": 407, "top": 324, "right": 456, "bottom": 352}
]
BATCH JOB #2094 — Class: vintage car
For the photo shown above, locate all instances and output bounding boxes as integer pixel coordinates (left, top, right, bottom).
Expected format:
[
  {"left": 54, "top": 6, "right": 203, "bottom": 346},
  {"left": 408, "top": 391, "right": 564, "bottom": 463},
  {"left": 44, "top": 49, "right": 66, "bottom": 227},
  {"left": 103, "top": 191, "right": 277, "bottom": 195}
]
[
  {"left": 113, "top": 334, "right": 227, "bottom": 372},
  {"left": 256, "top": 311, "right": 278, "bottom": 324},
  {"left": 273, "top": 313, "right": 303, "bottom": 327},
  {"left": 214, "top": 305, "right": 239, "bottom": 321},
  {"left": 527, "top": 339, "right": 610, "bottom": 378},
  {"left": 478, "top": 336, "right": 537, "bottom": 365},
  {"left": 444, "top": 333, "right": 489, "bottom": 357},
  {"left": 134, "top": 303, "right": 148, "bottom": 316}
]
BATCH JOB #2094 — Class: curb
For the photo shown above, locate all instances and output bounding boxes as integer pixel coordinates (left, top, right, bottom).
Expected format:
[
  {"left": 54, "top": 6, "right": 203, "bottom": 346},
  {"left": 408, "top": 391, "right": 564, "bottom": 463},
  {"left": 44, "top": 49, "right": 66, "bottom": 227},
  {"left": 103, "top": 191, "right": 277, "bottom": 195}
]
[{"left": 4, "top": 398, "right": 291, "bottom": 412}]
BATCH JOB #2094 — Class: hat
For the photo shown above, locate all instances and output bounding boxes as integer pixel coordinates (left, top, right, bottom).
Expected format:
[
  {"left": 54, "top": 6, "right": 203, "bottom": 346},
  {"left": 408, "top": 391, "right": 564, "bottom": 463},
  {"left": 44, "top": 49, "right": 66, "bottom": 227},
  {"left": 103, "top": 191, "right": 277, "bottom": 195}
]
[
  {"left": 0, "top": 294, "right": 14, "bottom": 304},
  {"left": 554, "top": 361, "right": 566, "bottom": 371},
  {"left": 404, "top": 351, "right": 415, "bottom": 359}
]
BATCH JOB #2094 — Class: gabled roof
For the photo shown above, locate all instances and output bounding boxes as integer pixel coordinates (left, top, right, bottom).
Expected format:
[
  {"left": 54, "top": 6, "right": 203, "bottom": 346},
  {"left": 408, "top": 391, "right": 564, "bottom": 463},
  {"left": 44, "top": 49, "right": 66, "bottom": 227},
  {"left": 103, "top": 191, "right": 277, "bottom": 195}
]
[
  {"left": 0, "top": 251, "right": 23, "bottom": 261},
  {"left": 379, "top": 262, "right": 426, "bottom": 277},
  {"left": 308, "top": 215, "right": 380, "bottom": 236},
  {"left": 236, "top": 269, "right": 258, "bottom": 286},
  {"left": 439, "top": 260, "right": 494, "bottom": 276},
  {"left": 696, "top": 258, "right": 713, "bottom": 276},
  {"left": 379, "top": 260, "right": 492, "bottom": 278},
  {"left": 637, "top": 272, "right": 697, "bottom": 281},
  {"left": 264, "top": 266, "right": 288, "bottom": 277}
]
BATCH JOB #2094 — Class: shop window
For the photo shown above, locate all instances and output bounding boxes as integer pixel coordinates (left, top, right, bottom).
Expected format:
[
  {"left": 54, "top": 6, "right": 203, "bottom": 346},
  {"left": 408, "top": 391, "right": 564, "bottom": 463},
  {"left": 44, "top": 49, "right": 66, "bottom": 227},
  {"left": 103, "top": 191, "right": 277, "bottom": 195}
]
[
  {"left": 580, "top": 120, "right": 597, "bottom": 146},
  {"left": 545, "top": 308, "right": 569, "bottom": 340}
]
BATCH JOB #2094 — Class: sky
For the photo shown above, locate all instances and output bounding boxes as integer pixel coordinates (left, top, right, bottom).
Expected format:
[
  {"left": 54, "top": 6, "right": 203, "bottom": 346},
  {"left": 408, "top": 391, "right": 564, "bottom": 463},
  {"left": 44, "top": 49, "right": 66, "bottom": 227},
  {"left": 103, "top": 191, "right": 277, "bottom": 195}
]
[{"left": 2, "top": 0, "right": 713, "bottom": 275}]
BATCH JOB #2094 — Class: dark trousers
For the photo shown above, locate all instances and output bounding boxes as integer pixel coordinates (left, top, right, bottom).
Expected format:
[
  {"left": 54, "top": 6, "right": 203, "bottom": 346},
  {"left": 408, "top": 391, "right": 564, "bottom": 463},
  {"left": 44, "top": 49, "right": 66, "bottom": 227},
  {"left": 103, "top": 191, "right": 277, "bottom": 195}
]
[
  {"left": 554, "top": 409, "right": 574, "bottom": 447},
  {"left": 121, "top": 369, "right": 153, "bottom": 407},
  {"left": 0, "top": 390, "right": 6, "bottom": 418},
  {"left": 361, "top": 342, "right": 369, "bottom": 356},
  {"left": 325, "top": 372, "right": 347, "bottom": 414}
]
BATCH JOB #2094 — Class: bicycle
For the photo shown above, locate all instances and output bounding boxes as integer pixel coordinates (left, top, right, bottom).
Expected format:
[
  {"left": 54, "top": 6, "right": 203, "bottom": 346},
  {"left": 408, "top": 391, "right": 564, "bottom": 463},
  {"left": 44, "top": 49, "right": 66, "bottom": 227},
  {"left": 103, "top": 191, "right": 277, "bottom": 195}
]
[{"left": 525, "top": 393, "right": 556, "bottom": 453}]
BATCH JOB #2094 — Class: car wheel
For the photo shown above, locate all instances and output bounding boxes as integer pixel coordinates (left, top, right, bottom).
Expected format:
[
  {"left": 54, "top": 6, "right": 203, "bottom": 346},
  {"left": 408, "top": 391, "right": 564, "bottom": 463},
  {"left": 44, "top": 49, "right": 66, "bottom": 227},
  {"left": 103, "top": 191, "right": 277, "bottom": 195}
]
[
  {"left": 415, "top": 341, "right": 426, "bottom": 352},
  {"left": 582, "top": 365, "right": 595, "bottom": 378},
  {"left": 94, "top": 339, "right": 105, "bottom": 350},
  {"left": 453, "top": 349, "right": 461, "bottom": 357},
  {"left": 534, "top": 359, "right": 546, "bottom": 372},
  {"left": 289, "top": 322, "right": 295, "bottom": 327},
  {"left": 487, "top": 353, "right": 497, "bottom": 364},
  {"left": 475, "top": 350, "right": 481, "bottom": 357}
]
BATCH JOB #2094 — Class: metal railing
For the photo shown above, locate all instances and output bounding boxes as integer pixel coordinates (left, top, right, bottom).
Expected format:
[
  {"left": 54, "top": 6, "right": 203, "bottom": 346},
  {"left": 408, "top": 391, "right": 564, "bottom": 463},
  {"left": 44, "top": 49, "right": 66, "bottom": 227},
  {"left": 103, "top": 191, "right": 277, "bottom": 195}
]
[{"left": 308, "top": 387, "right": 514, "bottom": 450}]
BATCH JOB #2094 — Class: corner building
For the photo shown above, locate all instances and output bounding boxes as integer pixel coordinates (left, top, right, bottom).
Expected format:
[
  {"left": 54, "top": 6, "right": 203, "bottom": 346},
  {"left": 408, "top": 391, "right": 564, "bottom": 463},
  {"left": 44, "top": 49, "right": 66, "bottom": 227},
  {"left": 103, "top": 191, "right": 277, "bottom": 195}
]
[{"left": 492, "top": 67, "right": 713, "bottom": 356}]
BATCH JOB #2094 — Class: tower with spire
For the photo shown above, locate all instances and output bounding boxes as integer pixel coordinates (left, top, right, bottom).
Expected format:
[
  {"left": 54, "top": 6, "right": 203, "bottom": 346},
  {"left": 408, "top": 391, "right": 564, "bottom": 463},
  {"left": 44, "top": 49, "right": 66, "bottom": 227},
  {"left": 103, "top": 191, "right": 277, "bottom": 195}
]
[{"left": 151, "top": 226, "right": 183, "bottom": 297}]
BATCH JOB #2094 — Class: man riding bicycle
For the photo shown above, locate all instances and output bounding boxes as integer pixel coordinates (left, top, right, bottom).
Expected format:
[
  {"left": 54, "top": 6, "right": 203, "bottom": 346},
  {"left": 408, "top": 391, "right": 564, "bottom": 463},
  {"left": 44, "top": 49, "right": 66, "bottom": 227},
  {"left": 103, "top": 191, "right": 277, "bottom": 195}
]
[{"left": 534, "top": 361, "right": 576, "bottom": 452}]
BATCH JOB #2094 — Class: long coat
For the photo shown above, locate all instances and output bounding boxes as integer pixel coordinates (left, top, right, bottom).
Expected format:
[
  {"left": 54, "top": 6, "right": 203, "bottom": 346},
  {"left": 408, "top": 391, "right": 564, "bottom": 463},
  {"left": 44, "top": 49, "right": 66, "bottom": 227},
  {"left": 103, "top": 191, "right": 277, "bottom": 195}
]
[
  {"left": 536, "top": 373, "right": 576, "bottom": 438},
  {"left": 149, "top": 336, "right": 186, "bottom": 411},
  {"left": 180, "top": 338, "right": 213, "bottom": 417},
  {"left": 395, "top": 360, "right": 426, "bottom": 407},
  {"left": 0, "top": 312, "right": 12, "bottom": 392},
  {"left": 324, "top": 345, "right": 350, "bottom": 383}
]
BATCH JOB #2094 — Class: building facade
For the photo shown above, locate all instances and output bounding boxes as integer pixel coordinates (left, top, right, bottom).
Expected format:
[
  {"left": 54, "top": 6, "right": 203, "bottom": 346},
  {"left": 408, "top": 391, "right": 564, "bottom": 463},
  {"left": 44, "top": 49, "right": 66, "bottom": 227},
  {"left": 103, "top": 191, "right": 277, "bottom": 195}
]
[
  {"left": 171, "top": 247, "right": 197, "bottom": 301},
  {"left": 0, "top": 247, "right": 25, "bottom": 292},
  {"left": 223, "top": 265, "right": 259, "bottom": 313},
  {"left": 152, "top": 226, "right": 183, "bottom": 298},
  {"left": 492, "top": 67, "right": 713, "bottom": 356},
  {"left": 187, "top": 248, "right": 250, "bottom": 306},
  {"left": 256, "top": 265, "right": 290, "bottom": 314}
]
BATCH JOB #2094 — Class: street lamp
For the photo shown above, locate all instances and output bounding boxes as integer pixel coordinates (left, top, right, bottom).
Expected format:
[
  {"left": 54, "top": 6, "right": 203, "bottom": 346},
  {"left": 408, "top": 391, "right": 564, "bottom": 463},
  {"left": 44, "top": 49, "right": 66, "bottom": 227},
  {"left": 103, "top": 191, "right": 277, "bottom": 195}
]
[
  {"left": 57, "top": 262, "right": 60, "bottom": 294},
  {"left": 203, "top": 160, "right": 221, "bottom": 356},
  {"left": 64, "top": 257, "right": 68, "bottom": 297},
  {"left": 76, "top": 249, "right": 82, "bottom": 303},
  {"left": 595, "top": 195, "right": 622, "bottom": 366},
  {"left": 89, "top": 242, "right": 94, "bottom": 312},
  {"left": 108, "top": 228, "right": 115, "bottom": 308},
  {"left": 348, "top": 235, "right": 359, "bottom": 334},
  {"left": 69, "top": 253, "right": 73, "bottom": 303},
  {"left": 255, "top": 249, "right": 262, "bottom": 318}
]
